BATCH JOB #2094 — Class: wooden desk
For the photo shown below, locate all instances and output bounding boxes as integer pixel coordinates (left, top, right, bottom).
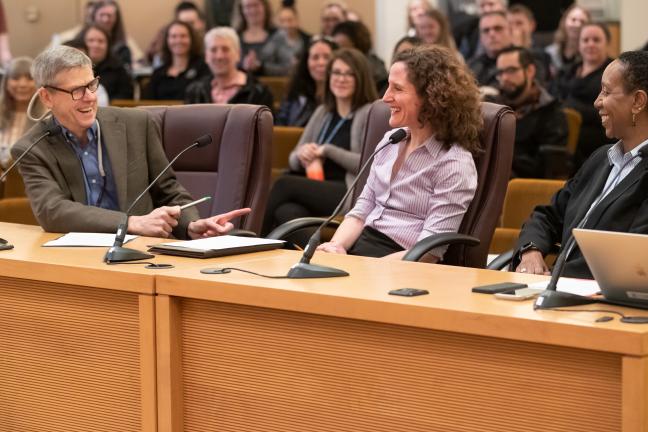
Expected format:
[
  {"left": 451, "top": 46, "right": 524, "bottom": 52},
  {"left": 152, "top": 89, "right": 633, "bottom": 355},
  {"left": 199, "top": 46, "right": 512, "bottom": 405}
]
[
  {"left": 155, "top": 251, "right": 648, "bottom": 432},
  {"left": 0, "top": 223, "right": 159, "bottom": 432}
]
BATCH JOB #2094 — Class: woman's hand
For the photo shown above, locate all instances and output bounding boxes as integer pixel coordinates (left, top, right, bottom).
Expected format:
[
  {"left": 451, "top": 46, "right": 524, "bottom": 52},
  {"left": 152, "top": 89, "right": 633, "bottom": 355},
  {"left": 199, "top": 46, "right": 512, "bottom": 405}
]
[
  {"left": 515, "top": 250, "right": 550, "bottom": 275},
  {"left": 297, "top": 143, "right": 319, "bottom": 167},
  {"left": 317, "top": 241, "right": 347, "bottom": 254}
]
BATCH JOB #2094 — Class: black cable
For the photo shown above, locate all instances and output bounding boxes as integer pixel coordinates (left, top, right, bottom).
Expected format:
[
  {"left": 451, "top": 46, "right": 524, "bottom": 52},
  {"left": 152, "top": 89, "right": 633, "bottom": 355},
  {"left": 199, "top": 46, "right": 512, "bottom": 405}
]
[{"left": 201, "top": 267, "right": 289, "bottom": 279}]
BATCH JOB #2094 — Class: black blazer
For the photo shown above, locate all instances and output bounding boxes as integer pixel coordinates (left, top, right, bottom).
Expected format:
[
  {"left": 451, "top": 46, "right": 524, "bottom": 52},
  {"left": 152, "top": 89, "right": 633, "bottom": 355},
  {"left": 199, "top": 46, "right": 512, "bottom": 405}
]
[{"left": 514, "top": 144, "right": 648, "bottom": 278}]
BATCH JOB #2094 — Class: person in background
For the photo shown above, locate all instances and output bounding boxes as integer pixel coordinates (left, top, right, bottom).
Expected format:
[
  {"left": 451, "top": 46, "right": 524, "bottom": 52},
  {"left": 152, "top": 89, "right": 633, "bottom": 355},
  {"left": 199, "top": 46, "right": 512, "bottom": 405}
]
[
  {"left": 0, "top": 58, "right": 42, "bottom": 170},
  {"left": 495, "top": 46, "right": 567, "bottom": 178},
  {"left": 545, "top": 4, "right": 590, "bottom": 75},
  {"left": 413, "top": 9, "right": 459, "bottom": 55},
  {"left": 184, "top": 27, "right": 273, "bottom": 108},
  {"left": 262, "top": 48, "right": 377, "bottom": 235},
  {"left": 391, "top": 36, "right": 423, "bottom": 60},
  {"left": 276, "top": 37, "right": 337, "bottom": 127},
  {"left": 204, "top": 0, "right": 236, "bottom": 28},
  {"left": 77, "top": 24, "right": 133, "bottom": 100},
  {"left": 552, "top": 22, "right": 613, "bottom": 170},
  {"left": 513, "top": 51, "right": 648, "bottom": 279},
  {"left": 507, "top": 4, "right": 536, "bottom": 49},
  {"left": 146, "top": 1, "right": 207, "bottom": 68},
  {"left": 232, "top": 0, "right": 276, "bottom": 75},
  {"left": 90, "top": 0, "right": 144, "bottom": 67},
  {"left": 320, "top": 1, "right": 347, "bottom": 37},
  {"left": 468, "top": 11, "right": 512, "bottom": 88},
  {"left": 257, "top": 4, "right": 310, "bottom": 76},
  {"left": 146, "top": 21, "right": 209, "bottom": 100},
  {"left": 456, "top": 0, "right": 507, "bottom": 60},
  {"left": 317, "top": 45, "right": 481, "bottom": 260},
  {"left": 406, "top": 0, "right": 434, "bottom": 36},
  {"left": 331, "top": 21, "right": 387, "bottom": 93}
]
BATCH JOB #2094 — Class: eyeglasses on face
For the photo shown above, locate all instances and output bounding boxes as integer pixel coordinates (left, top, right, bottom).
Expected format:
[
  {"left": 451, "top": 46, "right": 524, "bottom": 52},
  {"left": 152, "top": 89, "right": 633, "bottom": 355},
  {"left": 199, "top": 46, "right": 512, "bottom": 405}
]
[
  {"left": 495, "top": 66, "right": 523, "bottom": 77},
  {"left": 45, "top": 76, "right": 100, "bottom": 100},
  {"left": 481, "top": 25, "right": 506, "bottom": 34},
  {"left": 330, "top": 69, "right": 355, "bottom": 79}
]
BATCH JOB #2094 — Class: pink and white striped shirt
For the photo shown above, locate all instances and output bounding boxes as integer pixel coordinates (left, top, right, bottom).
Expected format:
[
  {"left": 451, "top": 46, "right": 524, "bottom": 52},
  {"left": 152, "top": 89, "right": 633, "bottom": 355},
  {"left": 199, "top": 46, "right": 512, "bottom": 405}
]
[{"left": 346, "top": 129, "right": 477, "bottom": 257}]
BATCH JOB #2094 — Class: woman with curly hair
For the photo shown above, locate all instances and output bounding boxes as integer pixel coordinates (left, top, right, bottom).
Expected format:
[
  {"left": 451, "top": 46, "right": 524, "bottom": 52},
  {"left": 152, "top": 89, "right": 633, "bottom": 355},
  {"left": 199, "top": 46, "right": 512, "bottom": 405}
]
[{"left": 318, "top": 45, "right": 482, "bottom": 260}]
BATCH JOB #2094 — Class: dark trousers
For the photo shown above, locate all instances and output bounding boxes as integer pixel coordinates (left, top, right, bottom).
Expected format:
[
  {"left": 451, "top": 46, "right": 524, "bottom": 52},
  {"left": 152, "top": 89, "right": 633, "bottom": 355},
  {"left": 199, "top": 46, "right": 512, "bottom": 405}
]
[
  {"left": 348, "top": 226, "right": 405, "bottom": 258},
  {"left": 262, "top": 174, "right": 346, "bottom": 236}
]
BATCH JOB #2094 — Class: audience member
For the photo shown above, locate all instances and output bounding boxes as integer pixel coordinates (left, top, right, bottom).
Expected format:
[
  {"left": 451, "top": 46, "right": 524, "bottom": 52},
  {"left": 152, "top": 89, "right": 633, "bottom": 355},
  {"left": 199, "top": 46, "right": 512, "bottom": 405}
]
[
  {"left": 406, "top": 0, "right": 434, "bottom": 36},
  {"left": 204, "top": 0, "right": 236, "bottom": 28},
  {"left": 276, "top": 37, "right": 337, "bottom": 127},
  {"left": 0, "top": 58, "right": 41, "bottom": 169},
  {"left": 495, "top": 46, "right": 567, "bottom": 178},
  {"left": 552, "top": 22, "right": 613, "bottom": 169},
  {"left": 232, "top": 0, "right": 276, "bottom": 75},
  {"left": 90, "top": 0, "right": 144, "bottom": 66},
  {"left": 507, "top": 4, "right": 535, "bottom": 49},
  {"left": 257, "top": 5, "right": 310, "bottom": 76},
  {"left": 77, "top": 25, "right": 134, "bottom": 100},
  {"left": 468, "top": 11, "right": 512, "bottom": 87},
  {"left": 317, "top": 45, "right": 481, "bottom": 260},
  {"left": 262, "top": 48, "right": 377, "bottom": 235},
  {"left": 320, "top": 2, "right": 347, "bottom": 36},
  {"left": 146, "top": 21, "right": 209, "bottom": 100},
  {"left": 331, "top": 21, "right": 387, "bottom": 92},
  {"left": 513, "top": 51, "right": 648, "bottom": 279},
  {"left": 12, "top": 45, "right": 250, "bottom": 237},
  {"left": 545, "top": 4, "right": 590, "bottom": 75},
  {"left": 413, "top": 9, "right": 459, "bottom": 54},
  {"left": 392, "top": 36, "right": 423, "bottom": 60},
  {"left": 185, "top": 27, "right": 273, "bottom": 108},
  {"left": 456, "top": 0, "right": 507, "bottom": 60},
  {"left": 146, "top": 2, "right": 207, "bottom": 68}
]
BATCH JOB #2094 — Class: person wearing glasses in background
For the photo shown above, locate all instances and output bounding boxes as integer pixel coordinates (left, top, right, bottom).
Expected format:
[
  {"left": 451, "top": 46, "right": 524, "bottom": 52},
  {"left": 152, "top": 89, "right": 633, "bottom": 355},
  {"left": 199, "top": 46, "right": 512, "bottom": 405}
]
[{"left": 11, "top": 45, "right": 250, "bottom": 239}]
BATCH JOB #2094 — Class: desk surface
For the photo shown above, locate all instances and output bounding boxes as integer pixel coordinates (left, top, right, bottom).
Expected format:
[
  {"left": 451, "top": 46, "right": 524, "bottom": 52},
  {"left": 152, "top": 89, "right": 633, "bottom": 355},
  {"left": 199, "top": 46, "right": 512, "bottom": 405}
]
[{"left": 3, "top": 222, "right": 648, "bottom": 355}]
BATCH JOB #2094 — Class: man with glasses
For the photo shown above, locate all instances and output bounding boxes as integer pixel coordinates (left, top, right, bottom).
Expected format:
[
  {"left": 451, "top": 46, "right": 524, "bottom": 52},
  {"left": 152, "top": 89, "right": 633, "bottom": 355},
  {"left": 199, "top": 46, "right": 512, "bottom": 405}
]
[
  {"left": 468, "top": 11, "right": 514, "bottom": 88},
  {"left": 494, "top": 46, "right": 567, "bottom": 178},
  {"left": 11, "top": 45, "right": 249, "bottom": 238}
]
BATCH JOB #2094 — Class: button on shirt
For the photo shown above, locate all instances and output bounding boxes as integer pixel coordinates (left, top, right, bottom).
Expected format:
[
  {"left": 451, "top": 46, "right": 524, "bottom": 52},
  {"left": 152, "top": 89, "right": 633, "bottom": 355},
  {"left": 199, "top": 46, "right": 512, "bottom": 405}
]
[
  {"left": 346, "top": 129, "right": 478, "bottom": 257},
  {"left": 58, "top": 120, "right": 119, "bottom": 210}
]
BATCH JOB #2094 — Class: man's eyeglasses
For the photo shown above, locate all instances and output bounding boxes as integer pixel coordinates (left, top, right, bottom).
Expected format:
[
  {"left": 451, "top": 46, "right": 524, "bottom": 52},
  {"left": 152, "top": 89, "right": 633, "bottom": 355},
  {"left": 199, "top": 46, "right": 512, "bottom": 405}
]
[
  {"left": 45, "top": 77, "right": 100, "bottom": 100},
  {"left": 481, "top": 25, "right": 506, "bottom": 34},
  {"left": 495, "top": 66, "right": 523, "bottom": 78}
]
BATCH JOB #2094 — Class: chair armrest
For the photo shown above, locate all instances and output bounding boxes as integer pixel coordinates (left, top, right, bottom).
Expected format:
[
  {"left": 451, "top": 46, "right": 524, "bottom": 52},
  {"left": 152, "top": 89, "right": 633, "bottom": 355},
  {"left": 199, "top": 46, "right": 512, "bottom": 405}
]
[
  {"left": 228, "top": 229, "right": 258, "bottom": 237},
  {"left": 266, "top": 217, "right": 340, "bottom": 241},
  {"left": 403, "top": 233, "right": 480, "bottom": 262},
  {"left": 486, "top": 249, "right": 514, "bottom": 270}
]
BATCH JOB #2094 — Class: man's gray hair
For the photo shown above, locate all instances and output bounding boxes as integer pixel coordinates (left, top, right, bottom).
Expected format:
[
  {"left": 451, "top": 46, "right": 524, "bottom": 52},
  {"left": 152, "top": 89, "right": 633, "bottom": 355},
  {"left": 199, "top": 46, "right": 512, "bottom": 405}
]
[
  {"left": 204, "top": 27, "right": 240, "bottom": 53},
  {"left": 31, "top": 45, "right": 93, "bottom": 87}
]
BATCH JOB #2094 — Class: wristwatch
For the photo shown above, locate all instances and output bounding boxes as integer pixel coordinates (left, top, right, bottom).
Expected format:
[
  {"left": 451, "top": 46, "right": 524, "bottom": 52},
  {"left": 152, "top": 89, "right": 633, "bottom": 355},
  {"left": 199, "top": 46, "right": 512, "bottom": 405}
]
[{"left": 519, "top": 242, "right": 541, "bottom": 256}]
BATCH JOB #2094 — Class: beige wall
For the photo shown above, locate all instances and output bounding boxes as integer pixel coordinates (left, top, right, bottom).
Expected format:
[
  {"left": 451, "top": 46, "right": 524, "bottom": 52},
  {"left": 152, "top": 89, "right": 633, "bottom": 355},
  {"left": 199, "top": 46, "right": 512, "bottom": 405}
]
[{"left": 5, "top": 0, "right": 376, "bottom": 59}]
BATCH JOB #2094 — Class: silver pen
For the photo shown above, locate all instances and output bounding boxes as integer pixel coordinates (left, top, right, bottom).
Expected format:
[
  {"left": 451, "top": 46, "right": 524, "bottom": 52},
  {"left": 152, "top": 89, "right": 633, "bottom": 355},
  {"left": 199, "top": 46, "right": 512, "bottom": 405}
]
[{"left": 180, "top": 196, "right": 212, "bottom": 211}]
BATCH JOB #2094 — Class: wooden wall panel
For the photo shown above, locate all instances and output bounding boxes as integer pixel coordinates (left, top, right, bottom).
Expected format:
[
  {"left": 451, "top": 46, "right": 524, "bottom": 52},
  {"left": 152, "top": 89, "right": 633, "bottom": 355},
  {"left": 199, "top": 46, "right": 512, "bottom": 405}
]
[
  {"left": 177, "top": 298, "right": 621, "bottom": 432},
  {"left": 0, "top": 277, "right": 143, "bottom": 432}
]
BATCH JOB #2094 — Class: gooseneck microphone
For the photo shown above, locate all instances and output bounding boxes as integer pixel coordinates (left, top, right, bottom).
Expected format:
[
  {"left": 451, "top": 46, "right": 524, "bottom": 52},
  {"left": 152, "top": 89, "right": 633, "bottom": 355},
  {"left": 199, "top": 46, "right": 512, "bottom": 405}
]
[
  {"left": 286, "top": 128, "right": 410, "bottom": 279},
  {"left": 0, "top": 125, "right": 63, "bottom": 251},
  {"left": 534, "top": 146, "right": 648, "bottom": 309},
  {"left": 104, "top": 134, "right": 212, "bottom": 263}
]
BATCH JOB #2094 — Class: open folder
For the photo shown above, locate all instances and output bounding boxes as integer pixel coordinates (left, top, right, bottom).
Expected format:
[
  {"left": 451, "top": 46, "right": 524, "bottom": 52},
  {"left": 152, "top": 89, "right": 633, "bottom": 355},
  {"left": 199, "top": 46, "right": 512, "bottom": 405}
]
[{"left": 148, "top": 235, "right": 284, "bottom": 258}]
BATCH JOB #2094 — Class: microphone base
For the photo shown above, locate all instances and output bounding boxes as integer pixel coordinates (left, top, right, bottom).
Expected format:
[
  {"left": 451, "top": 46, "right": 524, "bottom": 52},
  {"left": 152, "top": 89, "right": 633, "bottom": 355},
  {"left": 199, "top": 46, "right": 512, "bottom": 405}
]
[
  {"left": 287, "top": 262, "right": 349, "bottom": 279},
  {"left": 534, "top": 289, "right": 598, "bottom": 310},
  {"left": 104, "top": 246, "right": 154, "bottom": 263}
]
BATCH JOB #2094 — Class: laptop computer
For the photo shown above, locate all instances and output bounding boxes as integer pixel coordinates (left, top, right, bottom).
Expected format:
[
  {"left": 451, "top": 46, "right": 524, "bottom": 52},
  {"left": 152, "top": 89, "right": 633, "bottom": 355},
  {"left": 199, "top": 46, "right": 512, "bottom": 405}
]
[{"left": 573, "top": 228, "right": 648, "bottom": 309}]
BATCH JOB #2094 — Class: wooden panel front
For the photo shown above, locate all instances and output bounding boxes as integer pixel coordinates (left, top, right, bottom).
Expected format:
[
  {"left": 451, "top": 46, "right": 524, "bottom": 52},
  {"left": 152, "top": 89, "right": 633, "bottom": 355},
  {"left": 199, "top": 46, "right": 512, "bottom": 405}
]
[
  {"left": 0, "top": 276, "right": 151, "bottom": 432},
  {"left": 169, "top": 297, "right": 621, "bottom": 432}
]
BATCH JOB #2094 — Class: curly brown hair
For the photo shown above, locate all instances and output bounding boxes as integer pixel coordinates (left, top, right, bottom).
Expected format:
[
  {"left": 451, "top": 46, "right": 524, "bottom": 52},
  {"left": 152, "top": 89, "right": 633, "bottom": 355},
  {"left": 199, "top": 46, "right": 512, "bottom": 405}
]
[{"left": 393, "top": 45, "right": 482, "bottom": 153}]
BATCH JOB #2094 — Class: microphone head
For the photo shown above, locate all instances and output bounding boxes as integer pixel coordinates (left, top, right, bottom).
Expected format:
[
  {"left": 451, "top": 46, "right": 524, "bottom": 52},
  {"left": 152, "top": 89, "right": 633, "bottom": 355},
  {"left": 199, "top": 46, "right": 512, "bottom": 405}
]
[
  {"left": 194, "top": 134, "right": 212, "bottom": 148},
  {"left": 48, "top": 125, "right": 63, "bottom": 137},
  {"left": 388, "top": 128, "right": 409, "bottom": 144}
]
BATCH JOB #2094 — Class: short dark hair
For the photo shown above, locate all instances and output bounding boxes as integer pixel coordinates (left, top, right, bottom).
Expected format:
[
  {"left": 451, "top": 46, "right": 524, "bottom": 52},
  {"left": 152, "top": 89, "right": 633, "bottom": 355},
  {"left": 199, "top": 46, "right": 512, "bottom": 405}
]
[
  {"left": 480, "top": 10, "right": 507, "bottom": 23},
  {"left": 161, "top": 20, "right": 203, "bottom": 66},
  {"left": 324, "top": 47, "right": 377, "bottom": 112},
  {"left": 617, "top": 51, "right": 648, "bottom": 94},
  {"left": 392, "top": 36, "right": 422, "bottom": 56},
  {"left": 175, "top": 1, "right": 203, "bottom": 18},
  {"left": 497, "top": 45, "right": 534, "bottom": 68},
  {"left": 285, "top": 37, "right": 338, "bottom": 103},
  {"left": 331, "top": 21, "right": 372, "bottom": 54},
  {"left": 580, "top": 22, "right": 611, "bottom": 43},
  {"left": 507, "top": 4, "right": 534, "bottom": 21}
]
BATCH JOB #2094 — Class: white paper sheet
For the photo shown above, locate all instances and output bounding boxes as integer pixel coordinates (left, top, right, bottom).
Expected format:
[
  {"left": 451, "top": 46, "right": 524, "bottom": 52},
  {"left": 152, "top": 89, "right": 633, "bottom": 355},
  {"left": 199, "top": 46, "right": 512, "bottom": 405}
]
[
  {"left": 156, "top": 235, "right": 284, "bottom": 251},
  {"left": 528, "top": 278, "right": 601, "bottom": 296},
  {"left": 43, "top": 232, "right": 137, "bottom": 247}
]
